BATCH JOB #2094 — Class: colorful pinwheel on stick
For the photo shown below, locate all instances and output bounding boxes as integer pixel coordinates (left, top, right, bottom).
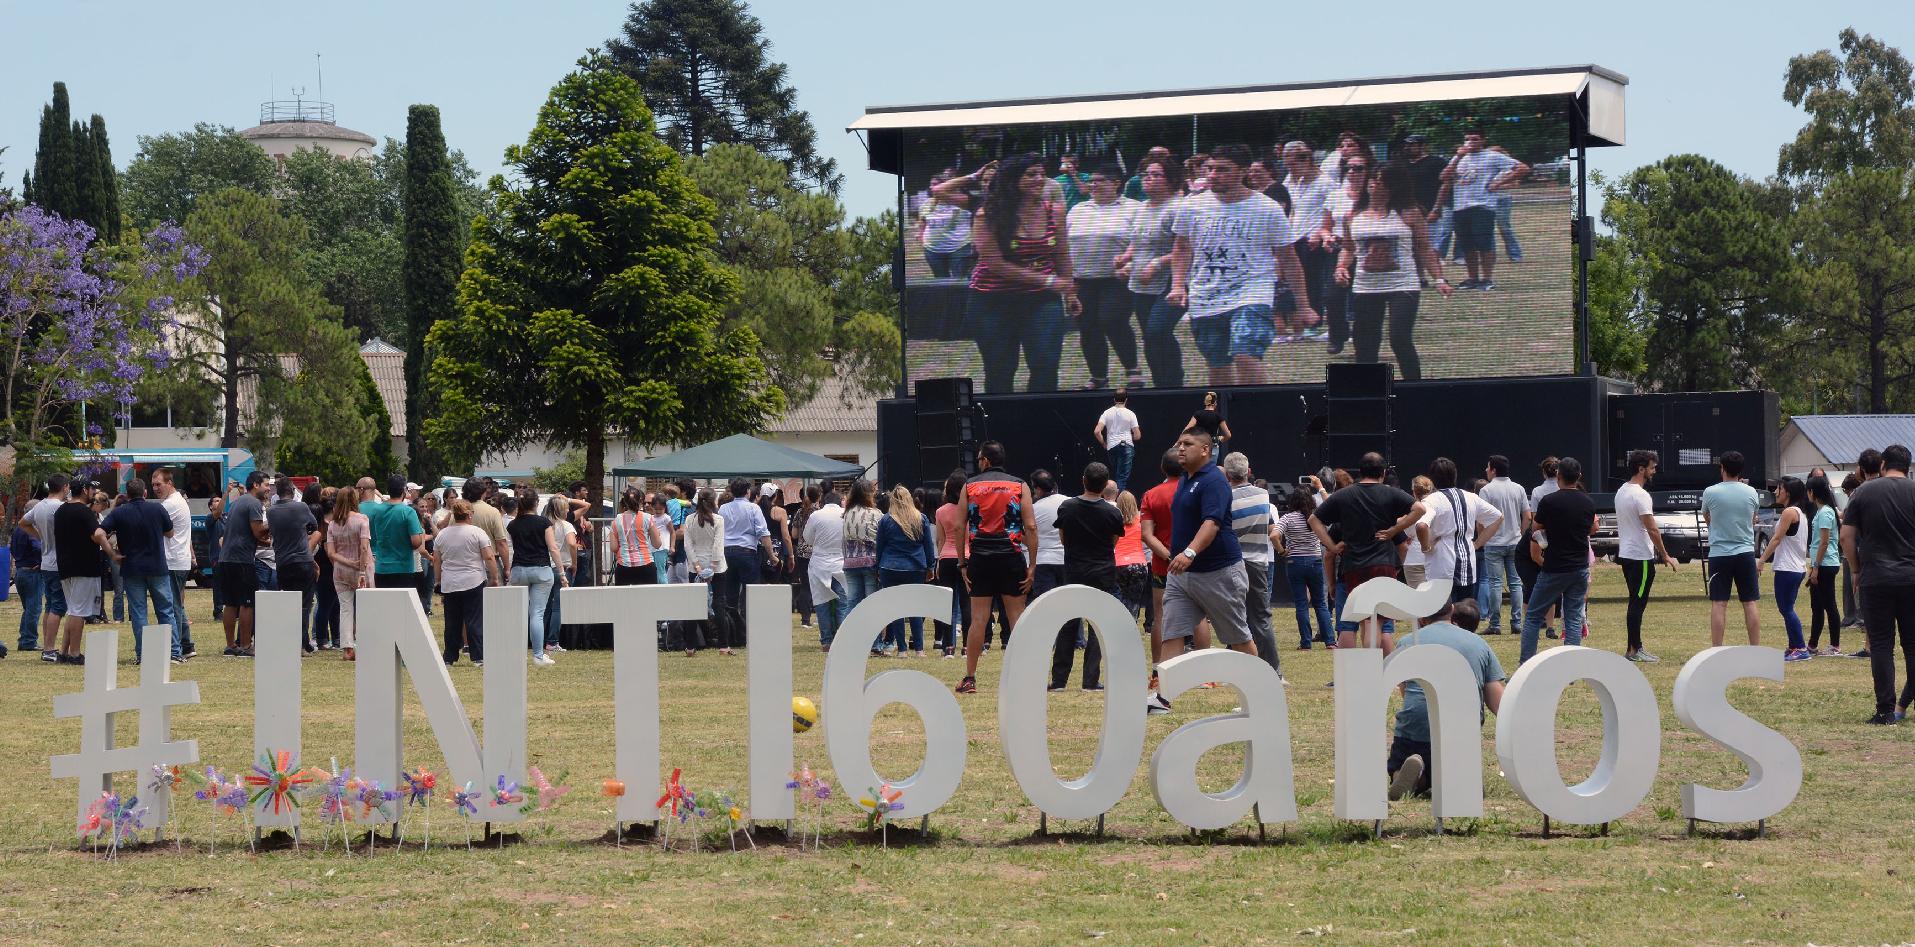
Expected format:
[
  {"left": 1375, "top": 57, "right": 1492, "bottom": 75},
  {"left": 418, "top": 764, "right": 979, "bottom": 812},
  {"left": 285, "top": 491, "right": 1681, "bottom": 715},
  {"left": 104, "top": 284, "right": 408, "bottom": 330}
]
[
  {"left": 244, "top": 750, "right": 314, "bottom": 816},
  {"left": 857, "top": 784, "right": 905, "bottom": 848},
  {"left": 785, "top": 766, "right": 832, "bottom": 850},
  {"left": 446, "top": 782, "right": 480, "bottom": 849},
  {"left": 601, "top": 779, "right": 627, "bottom": 845},
  {"left": 401, "top": 768, "right": 437, "bottom": 850},
  {"left": 522, "top": 766, "right": 571, "bottom": 813}
]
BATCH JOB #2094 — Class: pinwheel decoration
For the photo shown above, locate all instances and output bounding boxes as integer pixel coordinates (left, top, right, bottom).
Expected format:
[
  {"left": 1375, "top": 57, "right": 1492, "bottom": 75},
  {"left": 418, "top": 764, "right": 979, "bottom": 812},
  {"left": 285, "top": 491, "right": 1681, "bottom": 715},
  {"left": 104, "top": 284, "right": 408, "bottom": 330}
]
[{"left": 244, "top": 750, "right": 314, "bottom": 816}]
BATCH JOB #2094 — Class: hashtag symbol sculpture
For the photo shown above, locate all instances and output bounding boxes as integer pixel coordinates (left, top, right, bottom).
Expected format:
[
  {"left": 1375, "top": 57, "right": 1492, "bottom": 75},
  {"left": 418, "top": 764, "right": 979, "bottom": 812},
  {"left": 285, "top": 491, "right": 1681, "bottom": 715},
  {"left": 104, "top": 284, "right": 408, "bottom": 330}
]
[{"left": 51, "top": 628, "right": 200, "bottom": 833}]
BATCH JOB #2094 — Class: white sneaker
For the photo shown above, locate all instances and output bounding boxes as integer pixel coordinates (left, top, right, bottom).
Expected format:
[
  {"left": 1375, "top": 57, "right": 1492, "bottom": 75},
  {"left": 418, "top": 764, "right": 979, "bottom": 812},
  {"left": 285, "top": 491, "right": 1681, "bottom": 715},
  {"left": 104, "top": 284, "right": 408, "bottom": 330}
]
[
  {"left": 1389, "top": 754, "right": 1425, "bottom": 801},
  {"left": 1145, "top": 693, "right": 1172, "bottom": 716},
  {"left": 532, "top": 653, "right": 556, "bottom": 667}
]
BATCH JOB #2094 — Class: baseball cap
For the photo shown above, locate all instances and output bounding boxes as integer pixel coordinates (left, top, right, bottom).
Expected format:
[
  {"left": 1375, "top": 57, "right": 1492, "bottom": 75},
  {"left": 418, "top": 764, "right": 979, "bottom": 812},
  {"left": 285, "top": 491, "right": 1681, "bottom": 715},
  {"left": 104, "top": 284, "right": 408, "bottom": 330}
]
[
  {"left": 1404, "top": 133, "right": 1428, "bottom": 144},
  {"left": 760, "top": 482, "right": 780, "bottom": 499}
]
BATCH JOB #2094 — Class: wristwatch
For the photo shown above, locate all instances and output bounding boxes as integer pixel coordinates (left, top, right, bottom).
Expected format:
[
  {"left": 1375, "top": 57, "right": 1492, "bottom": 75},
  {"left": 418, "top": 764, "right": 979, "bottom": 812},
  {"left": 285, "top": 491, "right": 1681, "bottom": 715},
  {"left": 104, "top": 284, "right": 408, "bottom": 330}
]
[{"left": 1181, "top": 548, "right": 1197, "bottom": 560}]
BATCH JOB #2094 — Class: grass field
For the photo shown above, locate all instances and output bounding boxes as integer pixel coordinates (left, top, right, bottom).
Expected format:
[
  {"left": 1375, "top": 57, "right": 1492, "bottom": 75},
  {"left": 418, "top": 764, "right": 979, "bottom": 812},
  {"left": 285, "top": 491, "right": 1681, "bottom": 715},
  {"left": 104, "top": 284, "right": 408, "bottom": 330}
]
[{"left": 1, "top": 564, "right": 1912, "bottom": 945}]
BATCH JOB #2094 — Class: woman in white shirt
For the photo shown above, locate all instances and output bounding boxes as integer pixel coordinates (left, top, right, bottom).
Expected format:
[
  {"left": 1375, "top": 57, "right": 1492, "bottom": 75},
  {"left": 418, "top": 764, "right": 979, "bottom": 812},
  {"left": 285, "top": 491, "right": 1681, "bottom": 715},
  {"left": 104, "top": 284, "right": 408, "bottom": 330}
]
[
  {"left": 1758, "top": 477, "right": 1812, "bottom": 662},
  {"left": 1114, "top": 155, "right": 1186, "bottom": 389},
  {"left": 803, "top": 491, "right": 847, "bottom": 652},
  {"left": 1403, "top": 475, "right": 1437, "bottom": 586},
  {"left": 678, "top": 489, "right": 729, "bottom": 655},
  {"left": 542, "top": 495, "right": 578, "bottom": 653},
  {"left": 1067, "top": 165, "right": 1141, "bottom": 390},
  {"left": 1335, "top": 160, "right": 1452, "bottom": 381},
  {"left": 430, "top": 499, "right": 500, "bottom": 667}
]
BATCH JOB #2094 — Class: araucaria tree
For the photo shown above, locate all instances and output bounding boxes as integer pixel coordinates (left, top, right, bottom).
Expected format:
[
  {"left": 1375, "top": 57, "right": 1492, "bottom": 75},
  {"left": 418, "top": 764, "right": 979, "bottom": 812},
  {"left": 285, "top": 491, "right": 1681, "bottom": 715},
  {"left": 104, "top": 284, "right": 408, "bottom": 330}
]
[
  {"left": 402, "top": 104, "right": 461, "bottom": 481},
  {"left": 605, "top": 0, "right": 841, "bottom": 192},
  {"left": 427, "top": 53, "right": 781, "bottom": 502},
  {"left": 0, "top": 205, "right": 205, "bottom": 521}
]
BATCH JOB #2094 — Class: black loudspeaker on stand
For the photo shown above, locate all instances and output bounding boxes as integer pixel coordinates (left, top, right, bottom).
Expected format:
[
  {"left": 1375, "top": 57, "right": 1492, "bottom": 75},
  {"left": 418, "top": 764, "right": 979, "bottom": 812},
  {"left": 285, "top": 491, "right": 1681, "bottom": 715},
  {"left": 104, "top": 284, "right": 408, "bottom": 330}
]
[
  {"left": 1324, "top": 363, "right": 1393, "bottom": 471},
  {"left": 916, "top": 377, "right": 982, "bottom": 485}
]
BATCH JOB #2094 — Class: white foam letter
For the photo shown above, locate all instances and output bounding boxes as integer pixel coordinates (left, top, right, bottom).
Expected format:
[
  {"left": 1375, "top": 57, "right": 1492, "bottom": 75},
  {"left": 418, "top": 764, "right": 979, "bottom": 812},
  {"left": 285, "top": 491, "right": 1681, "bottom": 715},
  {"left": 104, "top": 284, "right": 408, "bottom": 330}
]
[
  {"left": 1495, "top": 647, "right": 1660, "bottom": 825},
  {"left": 560, "top": 584, "right": 704, "bottom": 823},
  {"left": 1673, "top": 646, "right": 1802, "bottom": 824},
  {"left": 1333, "top": 642, "right": 1486, "bottom": 820},
  {"left": 253, "top": 591, "right": 302, "bottom": 829},
  {"left": 823, "top": 583, "right": 963, "bottom": 818},
  {"left": 746, "top": 584, "right": 795, "bottom": 820},
  {"left": 1149, "top": 648, "right": 1297, "bottom": 829},
  {"left": 998, "top": 586, "right": 1147, "bottom": 820},
  {"left": 354, "top": 587, "right": 526, "bottom": 822}
]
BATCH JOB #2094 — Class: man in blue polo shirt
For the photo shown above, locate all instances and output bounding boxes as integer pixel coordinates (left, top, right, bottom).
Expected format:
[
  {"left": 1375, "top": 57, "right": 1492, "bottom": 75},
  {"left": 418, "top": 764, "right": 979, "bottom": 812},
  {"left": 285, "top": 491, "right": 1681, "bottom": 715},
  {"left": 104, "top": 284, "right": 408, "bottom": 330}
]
[
  {"left": 1702, "top": 450, "right": 1762, "bottom": 647},
  {"left": 1147, "top": 425, "right": 1255, "bottom": 716},
  {"left": 100, "top": 478, "right": 180, "bottom": 662}
]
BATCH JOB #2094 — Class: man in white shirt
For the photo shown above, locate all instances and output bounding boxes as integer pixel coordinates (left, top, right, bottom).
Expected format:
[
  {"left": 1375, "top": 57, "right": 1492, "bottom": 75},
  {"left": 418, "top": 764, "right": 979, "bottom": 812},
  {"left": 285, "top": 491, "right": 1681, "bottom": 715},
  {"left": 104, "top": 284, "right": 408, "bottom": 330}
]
[
  {"left": 1615, "top": 450, "right": 1679, "bottom": 663},
  {"left": 1092, "top": 392, "right": 1142, "bottom": 490},
  {"left": 1422, "top": 459, "right": 1502, "bottom": 606},
  {"left": 1477, "top": 455, "right": 1531, "bottom": 635},
  {"left": 152, "top": 468, "right": 198, "bottom": 659},
  {"left": 802, "top": 491, "right": 846, "bottom": 650},
  {"left": 21, "top": 474, "right": 72, "bottom": 659},
  {"left": 1436, "top": 128, "right": 1529, "bottom": 290},
  {"left": 1029, "top": 470, "right": 1068, "bottom": 600}
]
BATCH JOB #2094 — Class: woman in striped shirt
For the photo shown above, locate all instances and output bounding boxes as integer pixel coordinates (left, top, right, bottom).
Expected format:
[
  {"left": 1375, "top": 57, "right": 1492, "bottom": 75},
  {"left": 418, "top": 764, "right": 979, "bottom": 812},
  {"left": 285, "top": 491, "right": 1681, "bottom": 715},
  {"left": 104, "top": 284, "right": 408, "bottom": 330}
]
[
  {"left": 1277, "top": 491, "right": 1335, "bottom": 649},
  {"left": 966, "top": 152, "right": 1082, "bottom": 393},
  {"left": 609, "top": 491, "right": 661, "bottom": 585}
]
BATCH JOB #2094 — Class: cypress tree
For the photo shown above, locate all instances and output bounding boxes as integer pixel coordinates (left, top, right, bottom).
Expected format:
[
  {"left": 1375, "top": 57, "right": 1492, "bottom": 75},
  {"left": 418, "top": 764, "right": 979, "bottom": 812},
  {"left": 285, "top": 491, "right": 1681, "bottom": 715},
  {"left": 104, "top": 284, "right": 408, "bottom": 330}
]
[
  {"left": 70, "top": 119, "right": 103, "bottom": 233},
  {"left": 20, "top": 171, "right": 32, "bottom": 205},
  {"left": 32, "top": 83, "right": 77, "bottom": 218},
  {"left": 401, "top": 104, "right": 459, "bottom": 481},
  {"left": 90, "top": 115, "right": 121, "bottom": 242}
]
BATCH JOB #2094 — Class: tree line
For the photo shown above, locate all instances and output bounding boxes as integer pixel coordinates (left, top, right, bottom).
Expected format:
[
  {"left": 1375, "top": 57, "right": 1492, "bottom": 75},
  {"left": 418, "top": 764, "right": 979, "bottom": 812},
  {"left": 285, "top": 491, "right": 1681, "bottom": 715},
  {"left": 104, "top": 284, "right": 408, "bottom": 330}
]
[{"left": 1590, "top": 28, "right": 1915, "bottom": 417}]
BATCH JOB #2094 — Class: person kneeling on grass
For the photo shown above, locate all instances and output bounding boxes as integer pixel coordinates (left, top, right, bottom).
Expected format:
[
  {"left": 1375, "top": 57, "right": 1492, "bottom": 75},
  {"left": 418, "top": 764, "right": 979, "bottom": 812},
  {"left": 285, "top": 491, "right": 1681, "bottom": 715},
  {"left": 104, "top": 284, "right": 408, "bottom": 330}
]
[{"left": 1387, "top": 599, "right": 1506, "bottom": 800}]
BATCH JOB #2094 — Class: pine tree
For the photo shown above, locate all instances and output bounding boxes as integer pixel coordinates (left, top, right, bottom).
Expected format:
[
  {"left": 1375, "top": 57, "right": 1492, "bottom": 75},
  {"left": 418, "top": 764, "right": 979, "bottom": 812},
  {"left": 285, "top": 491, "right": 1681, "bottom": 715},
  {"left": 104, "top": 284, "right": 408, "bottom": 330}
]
[
  {"left": 402, "top": 104, "right": 460, "bottom": 482},
  {"left": 605, "top": 0, "right": 841, "bottom": 192},
  {"left": 427, "top": 53, "right": 781, "bottom": 503},
  {"left": 32, "top": 83, "right": 77, "bottom": 218},
  {"left": 90, "top": 115, "right": 121, "bottom": 242}
]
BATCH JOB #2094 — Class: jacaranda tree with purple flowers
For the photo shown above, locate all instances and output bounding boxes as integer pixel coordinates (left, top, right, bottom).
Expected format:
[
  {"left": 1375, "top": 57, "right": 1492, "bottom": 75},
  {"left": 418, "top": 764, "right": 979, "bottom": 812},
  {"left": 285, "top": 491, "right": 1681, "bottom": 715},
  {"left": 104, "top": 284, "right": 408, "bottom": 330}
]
[{"left": 0, "top": 203, "right": 206, "bottom": 526}]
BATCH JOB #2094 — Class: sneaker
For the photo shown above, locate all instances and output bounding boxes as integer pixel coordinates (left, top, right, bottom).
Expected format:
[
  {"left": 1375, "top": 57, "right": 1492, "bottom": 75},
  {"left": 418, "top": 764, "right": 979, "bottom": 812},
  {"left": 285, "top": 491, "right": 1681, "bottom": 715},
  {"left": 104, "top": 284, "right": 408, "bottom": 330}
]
[
  {"left": 1545, "top": 629, "right": 1559, "bottom": 640},
  {"left": 181, "top": 648, "right": 197, "bottom": 659},
  {"left": 532, "top": 653, "right": 556, "bottom": 667},
  {"left": 1783, "top": 648, "right": 1813, "bottom": 662},
  {"left": 1047, "top": 684, "right": 1065, "bottom": 693},
  {"left": 1456, "top": 278, "right": 1481, "bottom": 290},
  {"left": 1819, "top": 646, "right": 1844, "bottom": 657},
  {"left": 473, "top": 660, "right": 483, "bottom": 668},
  {"left": 222, "top": 646, "right": 240, "bottom": 656},
  {"left": 955, "top": 676, "right": 977, "bottom": 695},
  {"left": 170, "top": 656, "right": 185, "bottom": 665},
  {"left": 1867, "top": 712, "right": 1898, "bottom": 725},
  {"left": 1626, "top": 650, "right": 1661, "bottom": 663},
  {"left": 1388, "top": 754, "right": 1425, "bottom": 801},
  {"left": 1145, "top": 693, "right": 1171, "bottom": 716},
  {"left": 1477, "top": 280, "right": 1496, "bottom": 291},
  {"left": 1481, "top": 627, "right": 1503, "bottom": 636},
  {"left": 41, "top": 650, "right": 58, "bottom": 663},
  {"left": 1083, "top": 683, "right": 1105, "bottom": 691},
  {"left": 303, "top": 641, "right": 316, "bottom": 654},
  {"left": 236, "top": 648, "right": 254, "bottom": 658},
  {"left": 552, "top": 644, "right": 567, "bottom": 653},
  {"left": 67, "top": 654, "right": 85, "bottom": 666},
  {"left": 1327, "top": 340, "right": 1345, "bottom": 356},
  {"left": 1852, "top": 649, "right": 1872, "bottom": 659}
]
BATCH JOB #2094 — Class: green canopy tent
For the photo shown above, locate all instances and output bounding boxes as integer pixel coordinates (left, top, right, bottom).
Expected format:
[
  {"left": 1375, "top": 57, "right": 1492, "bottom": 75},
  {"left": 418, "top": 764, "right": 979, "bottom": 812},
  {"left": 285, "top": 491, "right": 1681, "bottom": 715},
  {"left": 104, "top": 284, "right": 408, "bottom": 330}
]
[{"left": 610, "top": 434, "right": 866, "bottom": 481}]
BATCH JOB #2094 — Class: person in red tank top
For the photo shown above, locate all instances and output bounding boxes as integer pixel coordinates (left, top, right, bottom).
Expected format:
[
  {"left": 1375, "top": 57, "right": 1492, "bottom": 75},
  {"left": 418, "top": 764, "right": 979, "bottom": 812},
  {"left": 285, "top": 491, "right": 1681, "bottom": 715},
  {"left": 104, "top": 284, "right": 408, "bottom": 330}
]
[{"left": 966, "top": 153, "right": 1083, "bottom": 394}]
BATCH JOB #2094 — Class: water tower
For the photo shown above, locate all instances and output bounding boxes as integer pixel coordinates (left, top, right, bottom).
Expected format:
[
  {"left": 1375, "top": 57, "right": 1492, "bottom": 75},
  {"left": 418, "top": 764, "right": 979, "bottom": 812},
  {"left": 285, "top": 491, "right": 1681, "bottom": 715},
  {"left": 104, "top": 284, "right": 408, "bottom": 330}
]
[{"left": 239, "top": 89, "right": 375, "bottom": 163}]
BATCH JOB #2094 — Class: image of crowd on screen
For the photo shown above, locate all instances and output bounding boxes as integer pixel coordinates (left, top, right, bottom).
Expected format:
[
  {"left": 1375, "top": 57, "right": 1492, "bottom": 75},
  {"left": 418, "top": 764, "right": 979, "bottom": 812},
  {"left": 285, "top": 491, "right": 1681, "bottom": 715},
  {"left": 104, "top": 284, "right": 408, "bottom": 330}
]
[{"left": 907, "top": 127, "right": 1534, "bottom": 393}]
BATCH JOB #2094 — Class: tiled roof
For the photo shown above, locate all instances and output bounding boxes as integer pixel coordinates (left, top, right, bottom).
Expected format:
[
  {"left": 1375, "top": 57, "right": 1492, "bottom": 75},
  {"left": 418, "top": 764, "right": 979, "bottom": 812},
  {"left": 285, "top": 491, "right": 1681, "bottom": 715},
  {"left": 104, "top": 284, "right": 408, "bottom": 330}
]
[
  {"left": 1787, "top": 415, "right": 1915, "bottom": 465},
  {"left": 360, "top": 349, "right": 407, "bottom": 437},
  {"left": 767, "top": 371, "right": 879, "bottom": 434}
]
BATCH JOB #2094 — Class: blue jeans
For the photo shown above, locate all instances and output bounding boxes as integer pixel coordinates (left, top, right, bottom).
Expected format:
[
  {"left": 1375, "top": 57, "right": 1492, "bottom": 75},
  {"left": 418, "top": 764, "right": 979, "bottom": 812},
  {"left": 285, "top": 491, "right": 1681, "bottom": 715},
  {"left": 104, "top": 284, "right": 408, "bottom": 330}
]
[
  {"left": 1775, "top": 570, "right": 1806, "bottom": 651},
  {"left": 878, "top": 568, "right": 926, "bottom": 651},
  {"left": 123, "top": 572, "right": 181, "bottom": 659},
  {"left": 1495, "top": 193, "right": 1523, "bottom": 261},
  {"left": 814, "top": 578, "right": 846, "bottom": 648},
  {"left": 109, "top": 559, "right": 125, "bottom": 621},
  {"left": 1521, "top": 568, "right": 1588, "bottom": 663},
  {"left": 970, "top": 291, "right": 1066, "bottom": 394},
  {"left": 14, "top": 568, "right": 43, "bottom": 650},
  {"left": 1430, "top": 206, "right": 1456, "bottom": 260},
  {"left": 843, "top": 566, "right": 880, "bottom": 624},
  {"left": 1107, "top": 442, "right": 1135, "bottom": 491},
  {"left": 1477, "top": 544, "right": 1526, "bottom": 632},
  {"left": 1133, "top": 292, "right": 1185, "bottom": 389},
  {"left": 924, "top": 246, "right": 976, "bottom": 280},
  {"left": 1285, "top": 556, "right": 1334, "bottom": 647},
  {"left": 171, "top": 570, "right": 195, "bottom": 651},
  {"left": 510, "top": 565, "right": 555, "bottom": 654}
]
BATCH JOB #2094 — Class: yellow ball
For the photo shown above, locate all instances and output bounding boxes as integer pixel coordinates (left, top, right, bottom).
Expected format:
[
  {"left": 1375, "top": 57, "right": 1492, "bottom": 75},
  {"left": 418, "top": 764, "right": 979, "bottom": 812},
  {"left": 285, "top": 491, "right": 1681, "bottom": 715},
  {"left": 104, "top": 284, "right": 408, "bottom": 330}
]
[{"left": 791, "top": 696, "right": 819, "bottom": 734}]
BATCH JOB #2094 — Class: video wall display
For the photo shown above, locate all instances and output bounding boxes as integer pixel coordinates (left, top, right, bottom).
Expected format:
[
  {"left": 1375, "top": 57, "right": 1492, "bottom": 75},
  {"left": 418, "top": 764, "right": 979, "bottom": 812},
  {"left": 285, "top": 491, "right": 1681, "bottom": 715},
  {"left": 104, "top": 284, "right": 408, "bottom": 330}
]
[{"left": 899, "top": 95, "right": 1574, "bottom": 393}]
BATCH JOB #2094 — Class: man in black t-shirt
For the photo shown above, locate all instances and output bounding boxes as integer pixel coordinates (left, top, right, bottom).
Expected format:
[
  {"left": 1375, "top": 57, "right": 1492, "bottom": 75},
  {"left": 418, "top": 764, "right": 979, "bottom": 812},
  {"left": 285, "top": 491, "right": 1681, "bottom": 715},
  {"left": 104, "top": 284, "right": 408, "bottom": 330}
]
[
  {"left": 1053, "top": 462, "right": 1125, "bottom": 691},
  {"left": 52, "top": 486, "right": 113, "bottom": 664},
  {"left": 1521, "top": 456, "right": 1596, "bottom": 664},
  {"left": 1310, "top": 452, "right": 1423, "bottom": 652},
  {"left": 1840, "top": 443, "right": 1915, "bottom": 724}
]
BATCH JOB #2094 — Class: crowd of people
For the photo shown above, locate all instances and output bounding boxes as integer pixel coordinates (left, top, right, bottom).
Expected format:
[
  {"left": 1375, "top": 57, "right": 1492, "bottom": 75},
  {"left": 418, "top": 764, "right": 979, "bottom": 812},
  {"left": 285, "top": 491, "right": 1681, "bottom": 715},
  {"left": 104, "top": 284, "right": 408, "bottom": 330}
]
[
  {"left": 910, "top": 129, "right": 1532, "bottom": 392},
  {"left": 13, "top": 420, "right": 1915, "bottom": 789}
]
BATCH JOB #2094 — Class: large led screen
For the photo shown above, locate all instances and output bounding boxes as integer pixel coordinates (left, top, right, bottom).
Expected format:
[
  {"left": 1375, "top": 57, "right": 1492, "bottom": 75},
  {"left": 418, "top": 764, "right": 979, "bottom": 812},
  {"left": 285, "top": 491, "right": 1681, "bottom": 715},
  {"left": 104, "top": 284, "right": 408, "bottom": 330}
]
[{"left": 900, "top": 96, "right": 1574, "bottom": 393}]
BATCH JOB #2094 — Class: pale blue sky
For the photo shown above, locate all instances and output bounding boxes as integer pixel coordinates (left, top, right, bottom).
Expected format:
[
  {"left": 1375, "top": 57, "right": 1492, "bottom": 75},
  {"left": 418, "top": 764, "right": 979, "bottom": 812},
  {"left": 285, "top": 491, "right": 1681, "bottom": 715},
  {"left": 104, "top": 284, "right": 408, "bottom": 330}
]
[{"left": 3, "top": 1, "right": 1909, "bottom": 221}]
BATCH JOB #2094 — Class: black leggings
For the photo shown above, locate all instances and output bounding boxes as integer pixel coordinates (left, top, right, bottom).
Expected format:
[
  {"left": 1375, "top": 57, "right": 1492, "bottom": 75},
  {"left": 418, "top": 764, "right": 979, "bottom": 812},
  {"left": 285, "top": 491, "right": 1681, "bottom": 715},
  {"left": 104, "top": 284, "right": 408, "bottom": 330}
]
[
  {"left": 1350, "top": 290, "right": 1422, "bottom": 381},
  {"left": 1075, "top": 277, "right": 1137, "bottom": 385},
  {"left": 441, "top": 585, "right": 483, "bottom": 663},
  {"left": 1620, "top": 558, "right": 1654, "bottom": 653},
  {"left": 1809, "top": 565, "right": 1841, "bottom": 649}
]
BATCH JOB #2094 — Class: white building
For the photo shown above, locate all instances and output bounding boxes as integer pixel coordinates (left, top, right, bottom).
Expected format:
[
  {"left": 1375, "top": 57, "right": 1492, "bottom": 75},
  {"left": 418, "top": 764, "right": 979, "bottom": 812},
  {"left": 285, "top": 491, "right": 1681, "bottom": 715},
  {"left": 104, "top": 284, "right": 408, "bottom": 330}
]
[
  {"left": 239, "top": 100, "right": 376, "bottom": 163},
  {"left": 1779, "top": 415, "right": 1915, "bottom": 479}
]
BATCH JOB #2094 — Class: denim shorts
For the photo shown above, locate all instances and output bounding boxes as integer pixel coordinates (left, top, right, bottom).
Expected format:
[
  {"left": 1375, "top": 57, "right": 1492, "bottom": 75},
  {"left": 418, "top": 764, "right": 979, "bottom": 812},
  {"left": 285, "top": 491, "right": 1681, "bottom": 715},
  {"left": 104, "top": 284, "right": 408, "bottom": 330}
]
[
  {"left": 42, "top": 569, "right": 68, "bottom": 616},
  {"left": 1189, "top": 304, "right": 1275, "bottom": 368}
]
